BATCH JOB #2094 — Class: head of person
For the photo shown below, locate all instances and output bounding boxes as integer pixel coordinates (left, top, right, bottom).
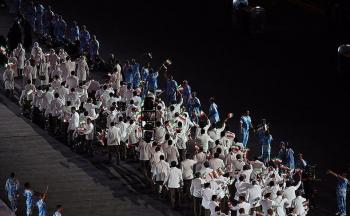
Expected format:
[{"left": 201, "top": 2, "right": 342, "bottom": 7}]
[
  {"left": 54, "top": 92, "right": 59, "bottom": 98},
  {"left": 239, "top": 175, "right": 245, "bottom": 182},
  {"left": 267, "top": 208, "right": 274, "bottom": 215},
  {"left": 239, "top": 208, "right": 245, "bottom": 214},
  {"left": 168, "top": 139, "right": 173, "bottom": 146},
  {"left": 56, "top": 205, "right": 64, "bottom": 213},
  {"left": 243, "top": 164, "right": 250, "bottom": 171},
  {"left": 212, "top": 195, "right": 218, "bottom": 202},
  {"left": 204, "top": 161, "right": 210, "bottom": 168},
  {"left": 87, "top": 118, "right": 91, "bottom": 124},
  {"left": 24, "top": 182, "right": 31, "bottom": 189},
  {"left": 71, "top": 107, "right": 76, "bottom": 113},
  {"left": 170, "top": 161, "right": 177, "bottom": 167},
  {"left": 195, "top": 172, "right": 201, "bottom": 178},
  {"left": 160, "top": 155, "right": 165, "bottom": 161},
  {"left": 214, "top": 152, "right": 219, "bottom": 159},
  {"left": 204, "top": 182, "right": 210, "bottom": 188},
  {"left": 245, "top": 110, "right": 250, "bottom": 116},
  {"left": 264, "top": 193, "right": 271, "bottom": 199},
  {"left": 215, "top": 206, "right": 221, "bottom": 215},
  {"left": 239, "top": 196, "right": 245, "bottom": 203},
  {"left": 209, "top": 97, "right": 215, "bottom": 104},
  {"left": 269, "top": 181, "right": 275, "bottom": 187},
  {"left": 201, "top": 128, "right": 205, "bottom": 135}
]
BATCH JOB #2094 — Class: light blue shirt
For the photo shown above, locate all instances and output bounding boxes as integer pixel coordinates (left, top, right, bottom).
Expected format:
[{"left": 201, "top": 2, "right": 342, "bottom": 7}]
[
  {"left": 5, "top": 178, "right": 18, "bottom": 198},
  {"left": 209, "top": 103, "right": 220, "bottom": 123},
  {"left": 24, "top": 189, "right": 33, "bottom": 207},
  {"left": 337, "top": 178, "right": 348, "bottom": 194},
  {"left": 36, "top": 199, "right": 46, "bottom": 216},
  {"left": 240, "top": 115, "right": 252, "bottom": 130}
]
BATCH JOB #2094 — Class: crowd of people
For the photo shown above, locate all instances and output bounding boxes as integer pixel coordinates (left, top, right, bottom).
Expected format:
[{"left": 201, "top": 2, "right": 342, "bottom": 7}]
[{"left": 1, "top": 1, "right": 347, "bottom": 216}]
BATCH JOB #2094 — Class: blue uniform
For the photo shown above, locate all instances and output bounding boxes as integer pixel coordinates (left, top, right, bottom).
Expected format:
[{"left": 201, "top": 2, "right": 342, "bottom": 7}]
[
  {"left": 70, "top": 26, "right": 80, "bottom": 42},
  {"left": 261, "top": 134, "right": 272, "bottom": 163},
  {"left": 285, "top": 148, "right": 295, "bottom": 169},
  {"left": 124, "top": 65, "right": 133, "bottom": 85},
  {"left": 24, "top": 189, "right": 34, "bottom": 216},
  {"left": 240, "top": 115, "right": 252, "bottom": 148},
  {"left": 26, "top": 5, "right": 36, "bottom": 31},
  {"left": 146, "top": 71, "right": 159, "bottom": 94},
  {"left": 131, "top": 63, "right": 141, "bottom": 88},
  {"left": 36, "top": 199, "right": 46, "bottom": 216},
  {"left": 209, "top": 103, "right": 220, "bottom": 124},
  {"left": 188, "top": 97, "right": 201, "bottom": 123},
  {"left": 89, "top": 39, "right": 100, "bottom": 57},
  {"left": 5, "top": 177, "right": 19, "bottom": 212},
  {"left": 35, "top": 4, "right": 45, "bottom": 34},
  {"left": 54, "top": 19, "right": 67, "bottom": 41},
  {"left": 141, "top": 67, "right": 149, "bottom": 82},
  {"left": 337, "top": 178, "right": 348, "bottom": 216},
  {"left": 166, "top": 79, "right": 178, "bottom": 103},
  {"left": 182, "top": 84, "right": 191, "bottom": 109},
  {"left": 80, "top": 30, "right": 91, "bottom": 52}
]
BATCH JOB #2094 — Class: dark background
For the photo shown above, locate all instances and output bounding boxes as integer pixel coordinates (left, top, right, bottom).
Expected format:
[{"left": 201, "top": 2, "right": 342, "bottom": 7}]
[{"left": 28, "top": 0, "right": 350, "bottom": 213}]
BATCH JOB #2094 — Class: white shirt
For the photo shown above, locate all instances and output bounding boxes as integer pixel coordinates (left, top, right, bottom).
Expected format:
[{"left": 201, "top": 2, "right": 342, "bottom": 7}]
[
  {"left": 247, "top": 184, "right": 262, "bottom": 206},
  {"left": 152, "top": 160, "right": 170, "bottom": 182},
  {"left": 283, "top": 181, "right": 301, "bottom": 206},
  {"left": 201, "top": 187, "right": 214, "bottom": 209},
  {"left": 68, "top": 112, "right": 79, "bottom": 130},
  {"left": 166, "top": 167, "right": 183, "bottom": 188},
  {"left": 139, "top": 140, "right": 153, "bottom": 161},
  {"left": 260, "top": 198, "right": 276, "bottom": 216},
  {"left": 209, "top": 158, "right": 225, "bottom": 171},
  {"left": 83, "top": 122, "right": 94, "bottom": 140},
  {"left": 181, "top": 159, "right": 197, "bottom": 180},
  {"left": 232, "top": 202, "right": 251, "bottom": 216},
  {"left": 190, "top": 178, "right": 204, "bottom": 198},
  {"left": 164, "top": 145, "right": 179, "bottom": 164},
  {"left": 107, "top": 126, "right": 121, "bottom": 146},
  {"left": 209, "top": 201, "right": 220, "bottom": 216},
  {"left": 292, "top": 196, "right": 307, "bottom": 215},
  {"left": 274, "top": 195, "right": 288, "bottom": 216},
  {"left": 198, "top": 133, "right": 214, "bottom": 153}
]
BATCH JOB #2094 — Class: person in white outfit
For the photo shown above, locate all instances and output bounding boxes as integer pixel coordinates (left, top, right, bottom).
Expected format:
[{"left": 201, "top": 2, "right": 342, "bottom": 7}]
[{"left": 76, "top": 55, "right": 89, "bottom": 82}]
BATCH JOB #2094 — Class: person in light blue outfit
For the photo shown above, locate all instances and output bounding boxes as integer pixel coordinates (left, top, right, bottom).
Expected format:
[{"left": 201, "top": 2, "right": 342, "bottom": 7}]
[
  {"left": 240, "top": 110, "right": 253, "bottom": 148},
  {"left": 141, "top": 63, "right": 151, "bottom": 82},
  {"left": 166, "top": 75, "right": 178, "bottom": 105},
  {"left": 26, "top": 2, "right": 36, "bottom": 32},
  {"left": 208, "top": 97, "right": 220, "bottom": 124},
  {"left": 35, "top": 2, "right": 44, "bottom": 34},
  {"left": 79, "top": 25, "right": 90, "bottom": 53},
  {"left": 181, "top": 80, "right": 191, "bottom": 109},
  {"left": 36, "top": 193, "right": 47, "bottom": 216},
  {"left": 53, "top": 15, "right": 67, "bottom": 42},
  {"left": 261, "top": 130, "right": 272, "bottom": 163},
  {"left": 146, "top": 69, "right": 159, "bottom": 95},
  {"left": 24, "top": 182, "right": 34, "bottom": 216},
  {"left": 327, "top": 170, "right": 349, "bottom": 216},
  {"left": 233, "top": 0, "right": 248, "bottom": 10},
  {"left": 188, "top": 92, "right": 201, "bottom": 123},
  {"left": 42, "top": 6, "right": 54, "bottom": 35},
  {"left": 89, "top": 35, "right": 100, "bottom": 59},
  {"left": 123, "top": 60, "right": 133, "bottom": 86},
  {"left": 52, "top": 205, "right": 64, "bottom": 216},
  {"left": 70, "top": 21, "right": 80, "bottom": 42},
  {"left": 131, "top": 59, "right": 141, "bottom": 88},
  {"left": 5, "top": 172, "right": 19, "bottom": 212},
  {"left": 285, "top": 142, "right": 295, "bottom": 169}
]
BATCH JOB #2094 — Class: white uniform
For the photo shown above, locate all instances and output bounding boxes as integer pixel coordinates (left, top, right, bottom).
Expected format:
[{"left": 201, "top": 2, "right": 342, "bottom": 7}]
[
  {"left": 76, "top": 57, "right": 89, "bottom": 81},
  {"left": 2, "top": 68, "right": 14, "bottom": 90}
]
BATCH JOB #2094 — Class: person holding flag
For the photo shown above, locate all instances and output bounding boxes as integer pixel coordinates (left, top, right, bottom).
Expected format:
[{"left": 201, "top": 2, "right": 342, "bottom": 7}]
[{"left": 36, "top": 185, "right": 48, "bottom": 216}]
